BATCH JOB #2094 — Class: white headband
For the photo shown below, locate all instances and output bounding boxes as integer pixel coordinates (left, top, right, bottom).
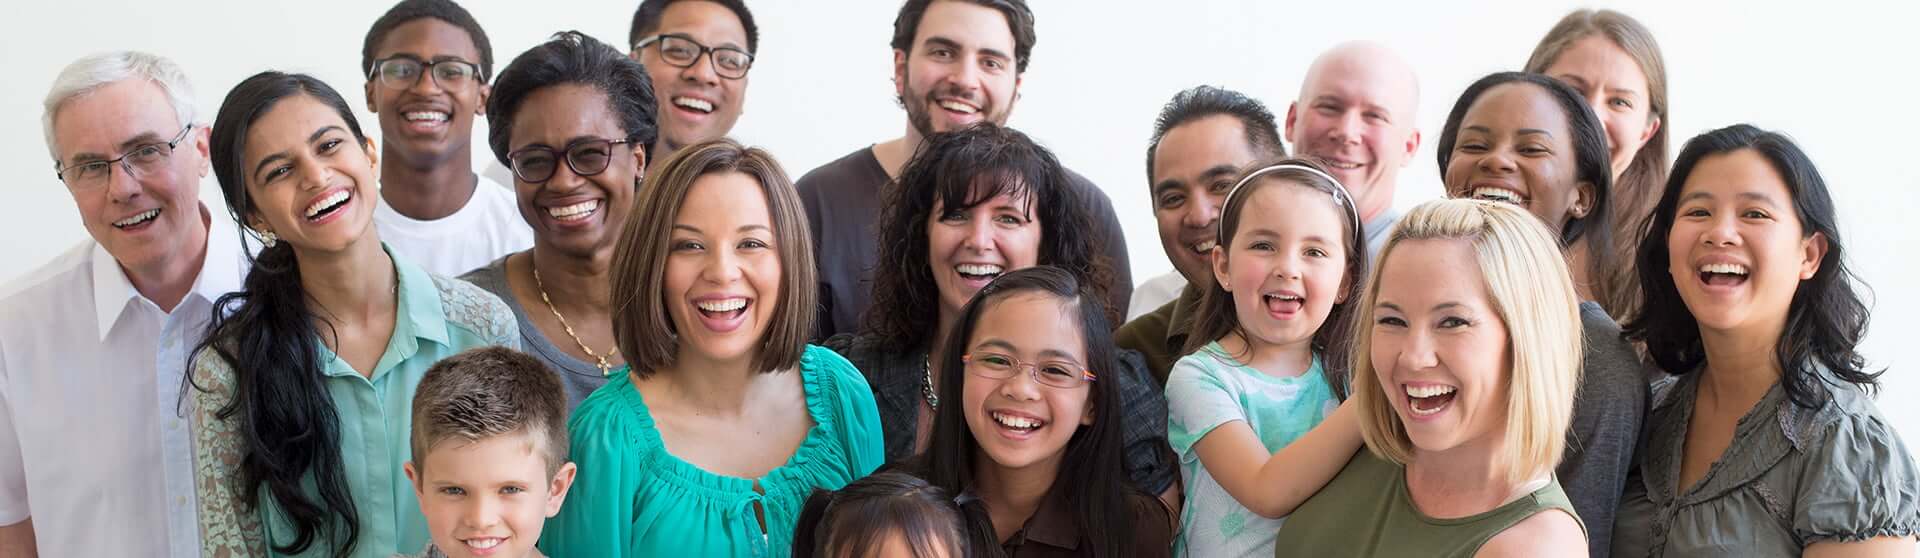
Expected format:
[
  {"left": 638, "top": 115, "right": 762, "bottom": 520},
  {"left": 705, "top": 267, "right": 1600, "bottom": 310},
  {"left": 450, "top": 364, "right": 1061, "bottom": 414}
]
[{"left": 1218, "top": 163, "right": 1358, "bottom": 237}]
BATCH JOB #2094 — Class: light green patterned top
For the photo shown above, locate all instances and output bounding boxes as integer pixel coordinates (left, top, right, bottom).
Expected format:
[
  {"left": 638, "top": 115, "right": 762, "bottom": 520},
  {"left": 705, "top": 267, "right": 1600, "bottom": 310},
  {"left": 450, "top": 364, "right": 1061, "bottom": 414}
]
[
  {"left": 1166, "top": 342, "right": 1337, "bottom": 557},
  {"left": 190, "top": 245, "right": 518, "bottom": 558}
]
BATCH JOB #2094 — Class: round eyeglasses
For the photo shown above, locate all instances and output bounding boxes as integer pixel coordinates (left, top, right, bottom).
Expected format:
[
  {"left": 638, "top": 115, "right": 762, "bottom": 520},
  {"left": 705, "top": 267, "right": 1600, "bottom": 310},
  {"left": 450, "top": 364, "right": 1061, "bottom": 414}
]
[
  {"left": 632, "top": 35, "right": 753, "bottom": 80},
  {"left": 963, "top": 351, "right": 1098, "bottom": 389},
  {"left": 370, "top": 56, "right": 483, "bottom": 90},
  {"left": 507, "top": 138, "right": 632, "bottom": 184}
]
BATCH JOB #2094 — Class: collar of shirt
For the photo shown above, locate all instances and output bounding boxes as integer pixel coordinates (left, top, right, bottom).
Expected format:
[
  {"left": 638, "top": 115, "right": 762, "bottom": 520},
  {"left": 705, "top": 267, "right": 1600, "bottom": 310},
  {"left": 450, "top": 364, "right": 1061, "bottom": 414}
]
[
  {"left": 318, "top": 244, "right": 450, "bottom": 379},
  {"left": 1645, "top": 367, "right": 1862, "bottom": 507},
  {"left": 89, "top": 203, "right": 247, "bottom": 341},
  {"left": 1000, "top": 479, "right": 1081, "bottom": 551}
]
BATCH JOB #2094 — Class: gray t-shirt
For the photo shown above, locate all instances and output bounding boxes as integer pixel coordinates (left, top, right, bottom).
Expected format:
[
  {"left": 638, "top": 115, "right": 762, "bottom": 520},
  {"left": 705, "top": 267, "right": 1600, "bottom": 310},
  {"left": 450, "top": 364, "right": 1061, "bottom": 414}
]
[
  {"left": 459, "top": 256, "right": 613, "bottom": 412},
  {"left": 1563, "top": 300, "right": 1651, "bottom": 558},
  {"left": 795, "top": 146, "right": 1133, "bottom": 340}
]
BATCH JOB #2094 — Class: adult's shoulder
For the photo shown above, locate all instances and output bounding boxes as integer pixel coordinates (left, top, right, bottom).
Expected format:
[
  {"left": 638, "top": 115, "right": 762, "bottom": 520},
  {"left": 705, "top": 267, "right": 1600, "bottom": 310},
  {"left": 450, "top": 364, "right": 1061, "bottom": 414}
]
[
  {"left": 1475, "top": 506, "right": 1587, "bottom": 558},
  {"left": 1788, "top": 378, "right": 1920, "bottom": 545},
  {"left": 794, "top": 146, "right": 885, "bottom": 194},
  {"left": 0, "top": 240, "right": 95, "bottom": 312}
]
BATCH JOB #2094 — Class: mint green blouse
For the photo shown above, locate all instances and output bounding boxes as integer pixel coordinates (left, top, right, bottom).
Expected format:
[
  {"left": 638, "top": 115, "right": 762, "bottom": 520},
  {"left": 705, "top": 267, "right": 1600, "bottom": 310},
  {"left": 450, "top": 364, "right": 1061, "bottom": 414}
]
[
  {"left": 540, "top": 345, "right": 885, "bottom": 558},
  {"left": 191, "top": 246, "right": 519, "bottom": 558}
]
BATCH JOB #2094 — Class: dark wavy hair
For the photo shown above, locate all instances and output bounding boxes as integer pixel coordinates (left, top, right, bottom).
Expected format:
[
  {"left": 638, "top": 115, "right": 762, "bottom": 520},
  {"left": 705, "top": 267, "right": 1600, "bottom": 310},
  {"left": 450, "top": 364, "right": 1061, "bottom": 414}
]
[
  {"left": 921, "top": 266, "right": 1139, "bottom": 557},
  {"left": 628, "top": 0, "right": 760, "bottom": 55},
  {"left": 863, "top": 123, "right": 1114, "bottom": 351},
  {"left": 361, "top": 0, "right": 494, "bottom": 81},
  {"left": 1183, "top": 158, "right": 1367, "bottom": 397},
  {"left": 1144, "top": 85, "right": 1286, "bottom": 182},
  {"left": 1437, "top": 71, "right": 1618, "bottom": 313},
  {"left": 191, "top": 71, "right": 371, "bottom": 558},
  {"left": 792, "top": 469, "right": 971, "bottom": 558},
  {"left": 1623, "top": 124, "right": 1878, "bottom": 409},
  {"left": 486, "top": 31, "right": 658, "bottom": 168},
  {"left": 891, "top": 0, "right": 1035, "bottom": 73}
]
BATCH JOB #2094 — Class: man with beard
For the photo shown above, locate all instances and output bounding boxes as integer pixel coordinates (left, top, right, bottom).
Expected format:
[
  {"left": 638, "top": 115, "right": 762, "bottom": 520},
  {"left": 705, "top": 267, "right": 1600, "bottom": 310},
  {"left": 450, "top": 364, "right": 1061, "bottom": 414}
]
[
  {"left": 1286, "top": 41, "right": 1422, "bottom": 260},
  {"left": 796, "top": 0, "right": 1131, "bottom": 340},
  {"left": 627, "top": 0, "right": 758, "bottom": 173},
  {"left": 363, "top": 0, "right": 533, "bottom": 276}
]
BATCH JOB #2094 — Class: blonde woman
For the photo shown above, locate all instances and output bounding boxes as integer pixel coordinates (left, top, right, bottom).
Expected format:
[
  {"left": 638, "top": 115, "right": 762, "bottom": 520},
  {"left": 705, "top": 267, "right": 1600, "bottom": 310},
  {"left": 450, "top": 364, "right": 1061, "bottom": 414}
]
[{"left": 1276, "top": 199, "right": 1586, "bottom": 556}]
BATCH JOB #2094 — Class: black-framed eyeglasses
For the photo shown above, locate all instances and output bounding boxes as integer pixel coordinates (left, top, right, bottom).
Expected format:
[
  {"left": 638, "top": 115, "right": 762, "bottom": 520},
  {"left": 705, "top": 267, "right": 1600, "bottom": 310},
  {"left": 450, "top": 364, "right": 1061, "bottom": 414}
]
[
  {"left": 963, "top": 351, "right": 1098, "bottom": 389},
  {"left": 632, "top": 34, "right": 754, "bottom": 79},
  {"left": 55, "top": 124, "right": 195, "bottom": 191},
  {"left": 369, "top": 56, "right": 484, "bottom": 90},
  {"left": 507, "top": 138, "right": 633, "bottom": 184}
]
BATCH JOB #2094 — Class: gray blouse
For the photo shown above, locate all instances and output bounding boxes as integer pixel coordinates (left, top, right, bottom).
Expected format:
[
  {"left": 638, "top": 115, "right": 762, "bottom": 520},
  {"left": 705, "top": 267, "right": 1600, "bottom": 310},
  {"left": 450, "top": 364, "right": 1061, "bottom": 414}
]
[
  {"left": 1612, "top": 369, "right": 1920, "bottom": 557},
  {"left": 459, "top": 256, "right": 613, "bottom": 412}
]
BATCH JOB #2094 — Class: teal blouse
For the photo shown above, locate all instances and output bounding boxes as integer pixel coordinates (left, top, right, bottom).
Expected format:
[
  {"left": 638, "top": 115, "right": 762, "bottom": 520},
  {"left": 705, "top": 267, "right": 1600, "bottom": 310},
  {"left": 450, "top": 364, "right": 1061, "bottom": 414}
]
[
  {"left": 191, "top": 246, "right": 520, "bottom": 558},
  {"left": 540, "top": 345, "right": 885, "bottom": 557}
]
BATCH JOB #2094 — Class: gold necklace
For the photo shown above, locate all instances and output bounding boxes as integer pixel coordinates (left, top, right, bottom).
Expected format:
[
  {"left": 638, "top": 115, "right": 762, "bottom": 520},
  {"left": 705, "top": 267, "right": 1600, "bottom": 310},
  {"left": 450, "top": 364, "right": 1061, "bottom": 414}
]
[{"left": 531, "top": 257, "right": 618, "bottom": 377}]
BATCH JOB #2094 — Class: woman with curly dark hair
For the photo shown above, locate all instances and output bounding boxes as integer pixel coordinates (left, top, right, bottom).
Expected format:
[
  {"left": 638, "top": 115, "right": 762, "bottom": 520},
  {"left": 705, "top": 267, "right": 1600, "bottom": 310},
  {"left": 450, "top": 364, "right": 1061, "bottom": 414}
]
[{"left": 822, "top": 123, "right": 1179, "bottom": 507}]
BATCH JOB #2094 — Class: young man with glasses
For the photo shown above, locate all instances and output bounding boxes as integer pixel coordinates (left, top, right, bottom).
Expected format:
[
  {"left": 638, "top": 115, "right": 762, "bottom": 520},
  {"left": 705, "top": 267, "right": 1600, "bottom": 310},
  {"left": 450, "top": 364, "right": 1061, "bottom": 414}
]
[
  {"left": 628, "top": 0, "right": 757, "bottom": 171},
  {"left": 0, "top": 51, "right": 249, "bottom": 558},
  {"left": 795, "top": 0, "right": 1132, "bottom": 341},
  {"left": 362, "top": 0, "right": 531, "bottom": 276}
]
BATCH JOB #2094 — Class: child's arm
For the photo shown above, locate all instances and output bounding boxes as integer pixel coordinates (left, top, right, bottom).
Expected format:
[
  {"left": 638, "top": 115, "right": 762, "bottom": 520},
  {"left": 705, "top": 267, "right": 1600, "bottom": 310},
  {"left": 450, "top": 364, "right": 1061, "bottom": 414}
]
[
  {"left": 187, "top": 351, "right": 268, "bottom": 558},
  {"left": 1190, "top": 400, "right": 1361, "bottom": 518}
]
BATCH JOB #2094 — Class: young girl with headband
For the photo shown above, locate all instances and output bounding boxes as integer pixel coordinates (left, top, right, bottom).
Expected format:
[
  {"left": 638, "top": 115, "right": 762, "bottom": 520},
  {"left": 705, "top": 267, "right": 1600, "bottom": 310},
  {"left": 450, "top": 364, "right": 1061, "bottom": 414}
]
[{"left": 1165, "top": 158, "right": 1369, "bottom": 557}]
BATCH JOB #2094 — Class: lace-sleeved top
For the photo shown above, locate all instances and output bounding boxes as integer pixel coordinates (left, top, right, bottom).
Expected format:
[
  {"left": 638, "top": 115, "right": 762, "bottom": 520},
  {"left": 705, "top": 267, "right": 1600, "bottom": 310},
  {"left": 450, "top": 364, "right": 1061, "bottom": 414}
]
[{"left": 190, "top": 246, "right": 518, "bottom": 558}]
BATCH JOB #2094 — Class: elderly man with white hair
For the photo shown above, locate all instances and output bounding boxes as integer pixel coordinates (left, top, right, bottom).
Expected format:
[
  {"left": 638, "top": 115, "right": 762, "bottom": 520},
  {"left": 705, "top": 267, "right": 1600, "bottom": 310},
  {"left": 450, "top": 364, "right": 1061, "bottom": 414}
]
[{"left": 0, "top": 51, "right": 248, "bottom": 557}]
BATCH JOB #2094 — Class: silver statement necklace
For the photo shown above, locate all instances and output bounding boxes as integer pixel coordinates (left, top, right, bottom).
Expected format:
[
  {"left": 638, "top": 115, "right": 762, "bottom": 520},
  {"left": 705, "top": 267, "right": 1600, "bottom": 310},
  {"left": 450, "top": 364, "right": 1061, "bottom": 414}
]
[{"left": 920, "top": 354, "right": 939, "bottom": 411}]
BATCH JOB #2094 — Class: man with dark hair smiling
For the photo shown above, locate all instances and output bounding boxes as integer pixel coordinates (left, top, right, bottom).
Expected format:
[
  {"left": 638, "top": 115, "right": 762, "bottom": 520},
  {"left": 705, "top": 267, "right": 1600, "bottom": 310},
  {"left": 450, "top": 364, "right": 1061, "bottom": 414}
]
[
  {"left": 363, "top": 0, "right": 532, "bottom": 276},
  {"left": 628, "top": 0, "right": 758, "bottom": 171},
  {"left": 1118, "top": 85, "right": 1286, "bottom": 383},
  {"left": 796, "top": 0, "right": 1132, "bottom": 340}
]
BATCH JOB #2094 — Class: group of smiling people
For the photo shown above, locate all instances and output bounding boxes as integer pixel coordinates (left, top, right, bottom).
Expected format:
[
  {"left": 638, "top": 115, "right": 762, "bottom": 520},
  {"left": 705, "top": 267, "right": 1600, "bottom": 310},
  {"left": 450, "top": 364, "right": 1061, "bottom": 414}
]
[{"left": 5, "top": 0, "right": 1917, "bottom": 557}]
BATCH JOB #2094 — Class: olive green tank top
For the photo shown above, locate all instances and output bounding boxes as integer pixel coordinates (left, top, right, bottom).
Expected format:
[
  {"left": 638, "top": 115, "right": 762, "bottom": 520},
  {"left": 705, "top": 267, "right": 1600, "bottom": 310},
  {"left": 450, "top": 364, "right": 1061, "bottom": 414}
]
[{"left": 1273, "top": 451, "right": 1584, "bottom": 557}]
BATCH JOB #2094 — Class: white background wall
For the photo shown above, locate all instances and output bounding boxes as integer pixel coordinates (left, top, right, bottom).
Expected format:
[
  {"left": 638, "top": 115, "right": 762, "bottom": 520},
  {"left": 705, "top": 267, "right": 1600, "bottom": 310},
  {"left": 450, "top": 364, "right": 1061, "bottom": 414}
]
[{"left": 3, "top": 0, "right": 1916, "bottom": 434}]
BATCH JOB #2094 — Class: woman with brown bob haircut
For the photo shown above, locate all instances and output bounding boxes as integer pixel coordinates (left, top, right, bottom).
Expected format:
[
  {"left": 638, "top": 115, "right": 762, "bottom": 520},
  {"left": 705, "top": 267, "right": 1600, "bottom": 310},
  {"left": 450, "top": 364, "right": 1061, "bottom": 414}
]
[{"left": 542, "top": 138, "right": 884, "bottom": 557}]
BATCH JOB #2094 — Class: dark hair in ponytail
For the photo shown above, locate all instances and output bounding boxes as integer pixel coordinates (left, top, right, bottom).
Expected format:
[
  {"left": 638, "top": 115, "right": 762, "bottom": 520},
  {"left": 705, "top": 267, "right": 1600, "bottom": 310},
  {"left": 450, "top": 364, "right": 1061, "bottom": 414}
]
[{"left": 189, "top": 71, "right": 370, "bottom": 558}]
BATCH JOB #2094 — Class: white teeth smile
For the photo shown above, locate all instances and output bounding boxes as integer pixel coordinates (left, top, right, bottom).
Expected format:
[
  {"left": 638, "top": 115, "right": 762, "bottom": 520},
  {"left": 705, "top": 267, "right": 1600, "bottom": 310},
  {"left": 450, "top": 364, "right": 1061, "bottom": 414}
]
[
  {"left": 1471, "top": 187, "right": 1525, "bottom": 204},
  {"left": 938, "top": 100, "right": 978, "bottom": 114},
  {"left": 305, "top": 191, "right": 350, "bottom": 219},
  {"left": 673, "top": 97, "right": 714, "bottom": 113},
  {"left": 992, "top": 411, "right": 1042, "bottom": 430},
  {"left": 696, "top": 298, "right": 748, "bottom": 312},
  {"left": 463, "top": 537, "right": 503, "bottom": 549},
  {"left": 1190, "top": 239, "right": 1217, "bottom": 254},
  {"left": 1327, "top": 160, "right": 1363, "bottom": 170},
  {"left": 114, "top": 208, "right": 160, "bottom": 228},
  {"left": 1699, "top": 263, "right": 1749, "bottom": 275},
  {"left": 956, "top": 264, "right": 1003, "bottom": 277},
  {"left": 1264, "top": 293, "right": 1303, "bottom": 302},
  {"left": 403, "top": 111, "right": 448, "bottom": 122},
  {"left": 547, "top": 200, "right": 599, "bottom": 220},
  {"left": 1405, "top": 384, "right": 1457, "bottom": 398}
]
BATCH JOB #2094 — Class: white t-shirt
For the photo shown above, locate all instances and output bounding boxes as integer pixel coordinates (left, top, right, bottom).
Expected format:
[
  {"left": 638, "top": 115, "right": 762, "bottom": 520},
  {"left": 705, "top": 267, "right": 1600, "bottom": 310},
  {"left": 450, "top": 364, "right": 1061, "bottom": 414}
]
[
  {"left": 1127, "top": 270, "right": 1189, "bottom": 321},
  {"left": 374, "top": 175, "right": 533, "bottom": 277},
  {"left": 0, "top": 208, "right": 248, "bottom": 558}
]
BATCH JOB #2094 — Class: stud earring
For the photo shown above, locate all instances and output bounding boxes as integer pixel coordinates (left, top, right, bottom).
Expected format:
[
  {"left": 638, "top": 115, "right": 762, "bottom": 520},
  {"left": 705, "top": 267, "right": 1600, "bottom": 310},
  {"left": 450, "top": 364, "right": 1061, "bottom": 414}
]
[{"left": 257, "top": 229, "right": 277, "bottom": 248}]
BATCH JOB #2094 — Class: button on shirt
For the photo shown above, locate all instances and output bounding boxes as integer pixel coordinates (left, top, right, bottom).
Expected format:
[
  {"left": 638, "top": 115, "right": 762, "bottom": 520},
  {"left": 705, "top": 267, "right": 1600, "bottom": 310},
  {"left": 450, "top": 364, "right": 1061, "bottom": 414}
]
[{"left": 0, "top": 211, "right": 246, "bottom": 558}]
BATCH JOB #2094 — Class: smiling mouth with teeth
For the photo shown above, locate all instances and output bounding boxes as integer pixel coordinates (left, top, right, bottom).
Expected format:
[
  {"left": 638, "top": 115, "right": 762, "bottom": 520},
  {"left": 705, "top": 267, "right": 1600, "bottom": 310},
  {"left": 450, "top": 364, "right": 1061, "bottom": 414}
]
[
  {"left": 1405, "top": 384, "right": 1457, "bottom": 416},
  {"left": 673, "top": 96, "right": 714, "bottom": 114},
  {"left": 695, "top": 297, "right": 749, "bottom": 317},
  {"left": 461, "top": 536, "right": 505, "bottom": 551},
  {"left": 1697, "top": 263, "right": 1750, "bottom": 287},
  {"left": 936, "top": 99, "right": 979, "bottom": 115},
  {"left": 991, "top": 411, "right": 1045, "bottom": 432},
  {"left": 402, "top": 111, "right": 449, "bottom": 123},
  {"left": 114, "top": 208, "right": 160, "bottom": 228},
  {"left": 955, "top": 263, "right": 1004, "bottom": 280},
  {"left": 304, "top": 191, "right": 352, "bottom": 220},
  {"left": 547, "top": 200, "right": 600, "bottom": 221},
  {"left": 1469, "top": 187, "right": 1528, "bottom": 205},
  {"left": 1189, "top": 239, "right": 1217, "bottom": 255}
]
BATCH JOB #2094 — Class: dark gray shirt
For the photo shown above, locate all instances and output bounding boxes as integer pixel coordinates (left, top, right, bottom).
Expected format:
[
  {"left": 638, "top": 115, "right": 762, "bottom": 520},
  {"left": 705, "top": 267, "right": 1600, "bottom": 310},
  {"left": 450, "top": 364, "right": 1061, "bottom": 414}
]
[
  {"left": 820, "top": 333, "right": 1177, "bottom": 496},
  {"left": 459, "top": 256, "right": 614, "bottom": 413},
  {"left": 1613, "top": 368, "right": 1920, "bottom": 556},
  {"left": 795, "top": 146, "right": 1132, "bottom": 340},
  {"left": 1564, "top": 301, "right": 1652, "bottom": 558}
]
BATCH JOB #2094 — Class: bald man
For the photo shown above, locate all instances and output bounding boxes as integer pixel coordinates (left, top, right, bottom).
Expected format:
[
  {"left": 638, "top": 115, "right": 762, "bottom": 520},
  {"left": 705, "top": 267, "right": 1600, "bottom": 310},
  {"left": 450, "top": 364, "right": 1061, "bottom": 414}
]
[{"left": 1286, "top": 41, "right": 1421, "bottom": 260}]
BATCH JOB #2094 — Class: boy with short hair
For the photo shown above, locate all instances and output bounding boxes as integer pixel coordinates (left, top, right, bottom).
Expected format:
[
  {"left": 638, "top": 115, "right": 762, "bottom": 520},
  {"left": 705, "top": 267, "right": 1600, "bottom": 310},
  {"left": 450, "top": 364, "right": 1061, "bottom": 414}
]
[{"left": 402, "top": 347, "right": 576, "bottom": 558}]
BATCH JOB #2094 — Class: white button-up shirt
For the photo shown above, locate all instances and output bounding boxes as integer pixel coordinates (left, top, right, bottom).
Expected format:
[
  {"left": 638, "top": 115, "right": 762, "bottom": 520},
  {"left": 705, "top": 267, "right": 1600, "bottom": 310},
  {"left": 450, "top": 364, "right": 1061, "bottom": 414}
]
[{"left": 0, "top": 208, "right": 247, "bottom": 557}]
